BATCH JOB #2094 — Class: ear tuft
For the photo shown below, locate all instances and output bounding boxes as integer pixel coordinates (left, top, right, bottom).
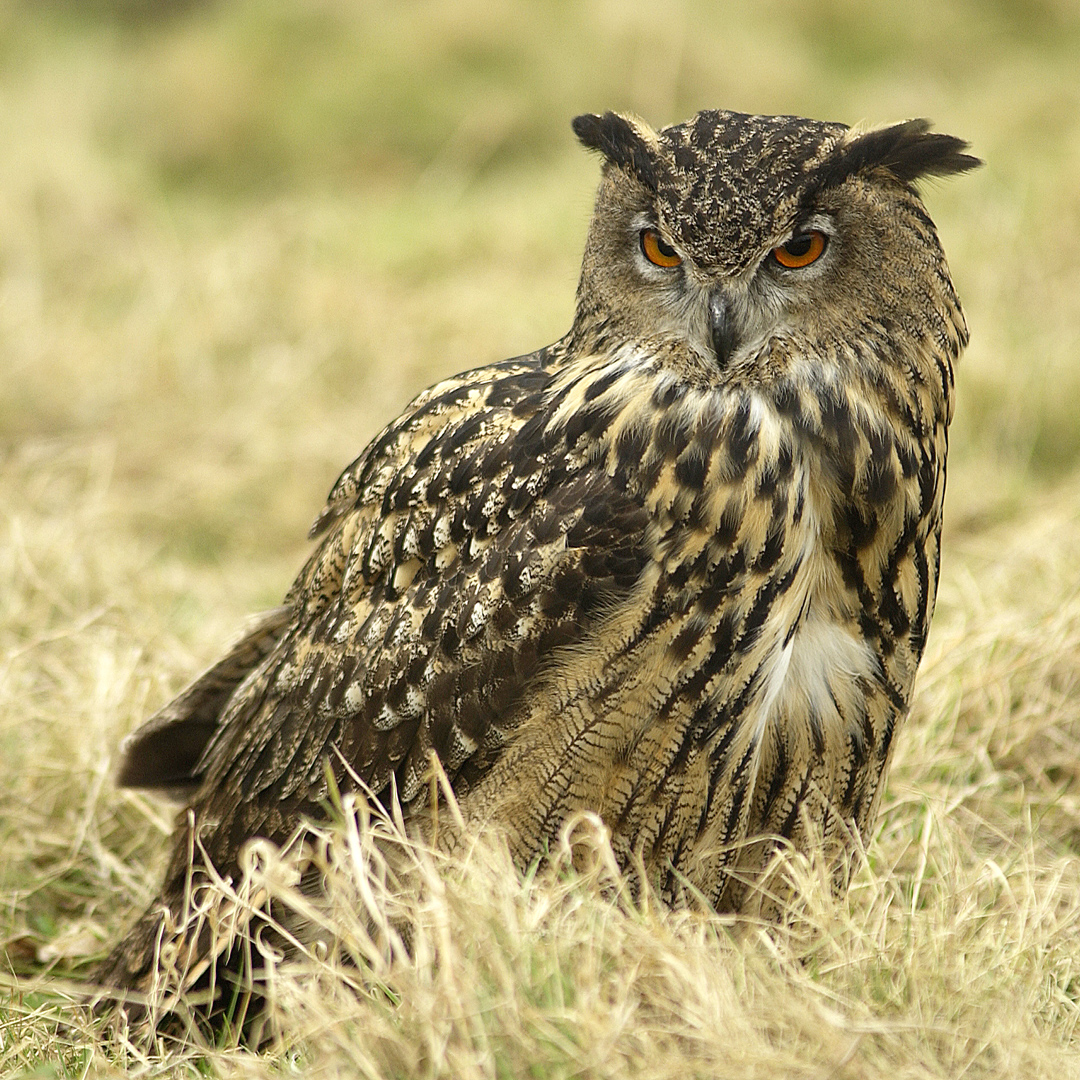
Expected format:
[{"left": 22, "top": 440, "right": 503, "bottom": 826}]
[
  {"left": 572, "top": 112, "right": 660, "bottom": 192},
  {"left": 815, "top": 119, "right": 981, "bottom": 193}
]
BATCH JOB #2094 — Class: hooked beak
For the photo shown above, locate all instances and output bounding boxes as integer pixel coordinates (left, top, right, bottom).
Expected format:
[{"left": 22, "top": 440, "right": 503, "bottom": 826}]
[{"left": 709, "top": 292, "right": 739, "bottom": 369}]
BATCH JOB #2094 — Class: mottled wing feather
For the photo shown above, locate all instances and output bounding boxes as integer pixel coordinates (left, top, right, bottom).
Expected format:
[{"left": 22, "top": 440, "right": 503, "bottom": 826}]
[
  {"left": 100, "top": 351, "right": 588, "bottom": 992},
  {"left": 307, "top": 353, "right": 551, "bottom": 542},
  {"left": 187, "top": 345, "right": 653, "bottom": 868}
]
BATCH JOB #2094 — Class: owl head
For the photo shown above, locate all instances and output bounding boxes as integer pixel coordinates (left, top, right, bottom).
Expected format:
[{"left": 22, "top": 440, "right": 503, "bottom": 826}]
[{"left": 570, "top": 109, "right": 979, "bottom": 383}]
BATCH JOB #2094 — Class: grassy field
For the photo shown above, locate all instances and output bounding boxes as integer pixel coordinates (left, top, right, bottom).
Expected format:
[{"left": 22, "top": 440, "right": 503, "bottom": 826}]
[{"left": 2, "top": 0, "right": 1080, "bottom": 1075}]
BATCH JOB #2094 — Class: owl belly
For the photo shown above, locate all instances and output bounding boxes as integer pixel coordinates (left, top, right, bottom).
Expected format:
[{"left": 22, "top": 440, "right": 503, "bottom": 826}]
[{"left": 623, "top": 605, "right": 888, "bottom": 909}]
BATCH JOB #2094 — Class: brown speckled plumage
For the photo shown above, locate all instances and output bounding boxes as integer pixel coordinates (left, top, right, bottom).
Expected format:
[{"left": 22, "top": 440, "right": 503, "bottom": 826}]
[{"left": 100, "top": 109, "right": 978, "bottom": 1006}]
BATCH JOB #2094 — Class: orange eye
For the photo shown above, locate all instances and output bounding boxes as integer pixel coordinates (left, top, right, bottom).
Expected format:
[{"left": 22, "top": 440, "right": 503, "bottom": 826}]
[
  {"left": 772, "top": 230, "right": 827, "bottom": 269},
  {"left": 640, "top": 228, "right": 682, "bottom": 268}
]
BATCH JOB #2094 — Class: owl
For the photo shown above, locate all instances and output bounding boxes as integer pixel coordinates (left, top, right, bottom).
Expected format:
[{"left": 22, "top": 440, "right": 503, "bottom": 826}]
[{"left": 100, "top": 109, "right": 978, "bottom": 1008}]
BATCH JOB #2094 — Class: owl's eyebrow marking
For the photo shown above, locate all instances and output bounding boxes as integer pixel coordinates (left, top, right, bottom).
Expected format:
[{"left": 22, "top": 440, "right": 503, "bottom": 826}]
[{"left": 784, "top": 212, "right": 833, "bottom": 239}]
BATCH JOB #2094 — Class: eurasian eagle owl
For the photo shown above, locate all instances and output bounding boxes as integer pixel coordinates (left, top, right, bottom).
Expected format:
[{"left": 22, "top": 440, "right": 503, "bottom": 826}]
[{"left": 101, "top": 109, "right": 978, "bottom": 1008}]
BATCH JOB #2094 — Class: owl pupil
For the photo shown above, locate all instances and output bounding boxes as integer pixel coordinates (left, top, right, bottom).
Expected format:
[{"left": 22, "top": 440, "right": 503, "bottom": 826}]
[
  {"left": 785, "top": 234, "right": 813, "bottom": 256},
  {"left": 655, "top": 235, "right": 676, "bottom": 258}
]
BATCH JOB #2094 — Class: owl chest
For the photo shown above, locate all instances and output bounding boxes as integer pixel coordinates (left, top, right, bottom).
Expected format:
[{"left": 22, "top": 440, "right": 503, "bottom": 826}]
[
  {"left": 746, "top": 413, "right": 902, "bottom": 697},
  {"left": 713, "top": 490, "right": 879, "bottom": 755}
]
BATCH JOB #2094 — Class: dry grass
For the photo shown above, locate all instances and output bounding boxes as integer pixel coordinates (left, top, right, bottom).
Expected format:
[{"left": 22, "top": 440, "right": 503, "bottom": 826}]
[{"left": 3, "top": 0, "right": 1080, "bottom": 1075}]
